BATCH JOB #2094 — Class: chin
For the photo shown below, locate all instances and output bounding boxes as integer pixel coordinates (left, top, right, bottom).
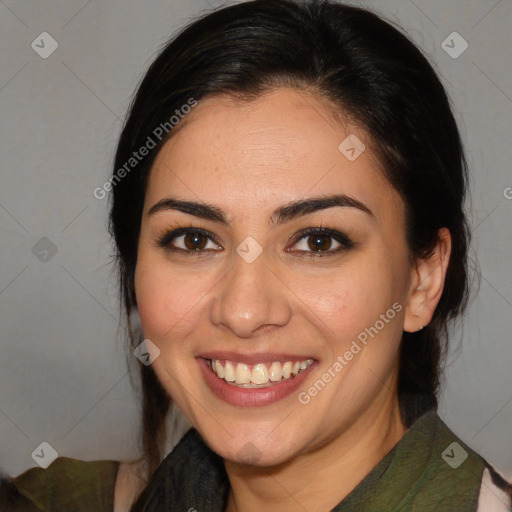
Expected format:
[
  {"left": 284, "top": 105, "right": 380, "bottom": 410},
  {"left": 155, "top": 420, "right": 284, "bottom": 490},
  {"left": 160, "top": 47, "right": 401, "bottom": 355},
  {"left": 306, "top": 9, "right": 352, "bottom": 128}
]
[{"left": 197, "top": 421, "right": 310, "bottom": 467}]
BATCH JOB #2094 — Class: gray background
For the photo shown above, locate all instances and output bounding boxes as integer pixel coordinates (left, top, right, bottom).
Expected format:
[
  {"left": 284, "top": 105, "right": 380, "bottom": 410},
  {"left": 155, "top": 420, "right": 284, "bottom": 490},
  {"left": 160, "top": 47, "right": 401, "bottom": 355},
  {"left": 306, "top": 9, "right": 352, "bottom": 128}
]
[{"left": 1, "top": 0, "right": 511, "bottom": 479}]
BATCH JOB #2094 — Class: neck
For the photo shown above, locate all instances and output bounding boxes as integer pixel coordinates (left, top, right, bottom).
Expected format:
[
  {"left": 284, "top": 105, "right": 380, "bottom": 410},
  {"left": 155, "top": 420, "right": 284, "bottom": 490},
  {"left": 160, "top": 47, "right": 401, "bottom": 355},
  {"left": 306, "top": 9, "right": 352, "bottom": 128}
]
[{"left": 224, "top": 391, "right": 406, "bottom": 512}]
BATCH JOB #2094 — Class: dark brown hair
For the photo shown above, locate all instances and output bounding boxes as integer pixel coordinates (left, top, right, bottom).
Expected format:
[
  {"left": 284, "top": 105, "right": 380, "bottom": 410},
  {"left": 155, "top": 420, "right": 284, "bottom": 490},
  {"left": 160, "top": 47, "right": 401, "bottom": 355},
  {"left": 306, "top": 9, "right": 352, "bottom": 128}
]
[{"left": 108, "top": 0, "right": 471, "bottom": 483}]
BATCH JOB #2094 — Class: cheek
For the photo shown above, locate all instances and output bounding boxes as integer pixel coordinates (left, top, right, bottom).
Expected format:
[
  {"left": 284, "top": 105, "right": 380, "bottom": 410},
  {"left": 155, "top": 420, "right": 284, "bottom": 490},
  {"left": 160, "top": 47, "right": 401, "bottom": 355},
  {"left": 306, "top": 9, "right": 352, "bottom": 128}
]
[
  {"left": 134, "top": 256, "right": 210, "bottom": 343},
  {"left": 295, "top": 259, "right": 397, "bottom": 346}
]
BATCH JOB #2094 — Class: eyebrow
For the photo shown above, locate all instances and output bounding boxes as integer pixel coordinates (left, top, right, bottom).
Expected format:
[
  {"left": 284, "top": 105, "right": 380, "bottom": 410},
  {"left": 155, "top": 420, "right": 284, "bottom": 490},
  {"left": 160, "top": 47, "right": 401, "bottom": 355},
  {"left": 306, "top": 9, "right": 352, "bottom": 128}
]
[{"left": 147, "top": 194, "right": 373, "bottom": 225}]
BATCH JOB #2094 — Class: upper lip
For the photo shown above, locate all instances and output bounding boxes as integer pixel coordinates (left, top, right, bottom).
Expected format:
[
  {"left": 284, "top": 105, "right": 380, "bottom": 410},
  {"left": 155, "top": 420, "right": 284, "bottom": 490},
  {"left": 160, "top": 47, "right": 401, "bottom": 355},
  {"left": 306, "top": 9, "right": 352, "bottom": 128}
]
[{"left": 197, "top": 351, "right": 316, "bottom": 365}]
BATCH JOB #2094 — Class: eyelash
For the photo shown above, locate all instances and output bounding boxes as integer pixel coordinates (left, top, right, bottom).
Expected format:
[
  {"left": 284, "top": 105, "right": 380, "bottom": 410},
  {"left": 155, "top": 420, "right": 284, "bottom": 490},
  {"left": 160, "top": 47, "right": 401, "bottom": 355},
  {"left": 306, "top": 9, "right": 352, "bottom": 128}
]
[{"left": 155, "top": 224, "right": 355, "bottom": 259}]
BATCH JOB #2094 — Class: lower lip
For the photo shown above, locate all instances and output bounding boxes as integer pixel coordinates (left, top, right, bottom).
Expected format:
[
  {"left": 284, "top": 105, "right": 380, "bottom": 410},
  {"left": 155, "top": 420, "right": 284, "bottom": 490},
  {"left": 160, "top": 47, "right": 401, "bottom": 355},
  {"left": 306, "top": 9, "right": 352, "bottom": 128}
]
[{"left": 198, "top": 358, "right": 316, "bottom": 407}]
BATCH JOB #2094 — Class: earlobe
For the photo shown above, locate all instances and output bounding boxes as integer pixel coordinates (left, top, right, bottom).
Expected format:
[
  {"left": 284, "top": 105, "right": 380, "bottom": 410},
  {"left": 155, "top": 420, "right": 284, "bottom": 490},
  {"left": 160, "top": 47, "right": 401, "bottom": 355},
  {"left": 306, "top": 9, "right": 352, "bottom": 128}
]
[{"left": 403, "top": 228, "right": 452, "bottom": 333}]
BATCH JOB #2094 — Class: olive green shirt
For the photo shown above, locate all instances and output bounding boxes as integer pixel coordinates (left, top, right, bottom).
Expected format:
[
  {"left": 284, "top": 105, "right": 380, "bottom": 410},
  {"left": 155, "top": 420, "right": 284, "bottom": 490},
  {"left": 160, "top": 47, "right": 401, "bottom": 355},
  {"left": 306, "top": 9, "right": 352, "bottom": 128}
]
[{"left": 1, "top": 457, "right": 119, "bottom": 511}]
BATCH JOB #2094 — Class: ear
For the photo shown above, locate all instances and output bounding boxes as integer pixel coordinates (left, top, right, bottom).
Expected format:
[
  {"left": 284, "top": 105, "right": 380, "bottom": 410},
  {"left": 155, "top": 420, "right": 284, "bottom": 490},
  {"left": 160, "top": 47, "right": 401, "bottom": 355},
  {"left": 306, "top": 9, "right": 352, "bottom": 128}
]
[{"left": 403, "top": 227, "right": 452, "bottom": 333}]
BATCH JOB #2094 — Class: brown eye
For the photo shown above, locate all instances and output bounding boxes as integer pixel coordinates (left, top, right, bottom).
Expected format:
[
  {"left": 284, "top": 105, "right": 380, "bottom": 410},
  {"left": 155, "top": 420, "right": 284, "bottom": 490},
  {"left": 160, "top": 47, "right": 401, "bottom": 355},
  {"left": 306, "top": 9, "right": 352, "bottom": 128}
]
[
  {"left": 157, "top": 228, "right": 222, "bottom": 253},
  {"left": 289, "top": 227, "right": 355, "bottom": 258},
  {"left": 306, "top": 234, "right": 333, "bottom": 251},
  {"left": 183, "top": 232, "right": 208, "bottom": 250}
]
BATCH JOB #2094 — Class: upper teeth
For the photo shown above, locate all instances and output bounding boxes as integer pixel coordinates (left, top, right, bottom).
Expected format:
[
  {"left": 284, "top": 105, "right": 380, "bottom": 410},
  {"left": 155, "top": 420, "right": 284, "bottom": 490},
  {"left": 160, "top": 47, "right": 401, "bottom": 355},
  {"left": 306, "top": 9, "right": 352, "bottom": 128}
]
[{"left": 210, "top": 359, "right": 314, "bottom": 386}]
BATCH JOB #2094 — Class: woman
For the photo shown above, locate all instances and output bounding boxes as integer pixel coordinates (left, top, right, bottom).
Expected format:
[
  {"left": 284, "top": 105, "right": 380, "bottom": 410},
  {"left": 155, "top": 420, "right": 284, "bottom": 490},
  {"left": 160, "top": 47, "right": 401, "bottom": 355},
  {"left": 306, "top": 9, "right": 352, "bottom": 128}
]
[{"left": 2, "top": 0, "right": 511, "bottom": 510}]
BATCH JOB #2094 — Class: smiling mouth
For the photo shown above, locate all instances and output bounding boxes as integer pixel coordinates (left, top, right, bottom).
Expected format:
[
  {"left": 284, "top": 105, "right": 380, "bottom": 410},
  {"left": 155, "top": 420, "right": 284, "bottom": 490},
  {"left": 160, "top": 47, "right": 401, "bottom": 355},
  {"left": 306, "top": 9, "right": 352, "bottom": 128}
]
[{"left": 206, "top": 358, "right": 315, "bottom": 388}]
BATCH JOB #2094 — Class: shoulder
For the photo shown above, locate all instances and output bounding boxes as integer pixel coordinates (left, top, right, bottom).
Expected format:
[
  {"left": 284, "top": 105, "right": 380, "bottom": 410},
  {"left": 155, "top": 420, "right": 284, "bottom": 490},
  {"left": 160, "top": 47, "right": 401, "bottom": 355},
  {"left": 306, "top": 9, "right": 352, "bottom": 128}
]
[
  {"left": 432, "top": 412, "right": 512, "bottom": 509},
  {"left": 0, "top": 457, "right": 120, "bottom": 512}
]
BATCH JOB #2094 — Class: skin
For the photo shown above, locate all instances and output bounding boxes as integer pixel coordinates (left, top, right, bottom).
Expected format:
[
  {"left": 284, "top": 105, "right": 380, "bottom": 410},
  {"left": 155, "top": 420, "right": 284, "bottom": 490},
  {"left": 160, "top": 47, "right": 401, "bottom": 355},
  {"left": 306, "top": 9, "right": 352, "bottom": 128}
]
[
  {"left": 131, "top": 87, "right": 451, "bottom": 512},
  {"left": 114, "top": 461, "right": 144, "bottom": 511}
]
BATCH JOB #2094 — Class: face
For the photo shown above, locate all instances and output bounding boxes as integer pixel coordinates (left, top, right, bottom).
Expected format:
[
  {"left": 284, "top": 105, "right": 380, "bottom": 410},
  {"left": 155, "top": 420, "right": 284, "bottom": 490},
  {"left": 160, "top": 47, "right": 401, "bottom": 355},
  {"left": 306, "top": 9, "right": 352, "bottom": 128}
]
[{"left": 135, "top": 88, "right": 414, "bottom": 466}]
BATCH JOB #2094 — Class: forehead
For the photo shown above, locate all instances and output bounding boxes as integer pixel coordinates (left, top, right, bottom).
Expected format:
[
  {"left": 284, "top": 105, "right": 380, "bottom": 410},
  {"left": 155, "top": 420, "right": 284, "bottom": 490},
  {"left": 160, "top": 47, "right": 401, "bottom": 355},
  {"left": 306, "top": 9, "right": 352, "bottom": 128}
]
[{"left": 144, "top": 88, "right": 402, "bottom": 223}]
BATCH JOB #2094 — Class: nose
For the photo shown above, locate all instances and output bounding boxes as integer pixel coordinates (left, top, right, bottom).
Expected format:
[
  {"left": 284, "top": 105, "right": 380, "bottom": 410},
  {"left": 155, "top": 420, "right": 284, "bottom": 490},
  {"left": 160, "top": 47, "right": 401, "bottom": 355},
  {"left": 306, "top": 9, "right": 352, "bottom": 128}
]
[{"left": 210, "top": 252, "right": 293, "bottom": 339}]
